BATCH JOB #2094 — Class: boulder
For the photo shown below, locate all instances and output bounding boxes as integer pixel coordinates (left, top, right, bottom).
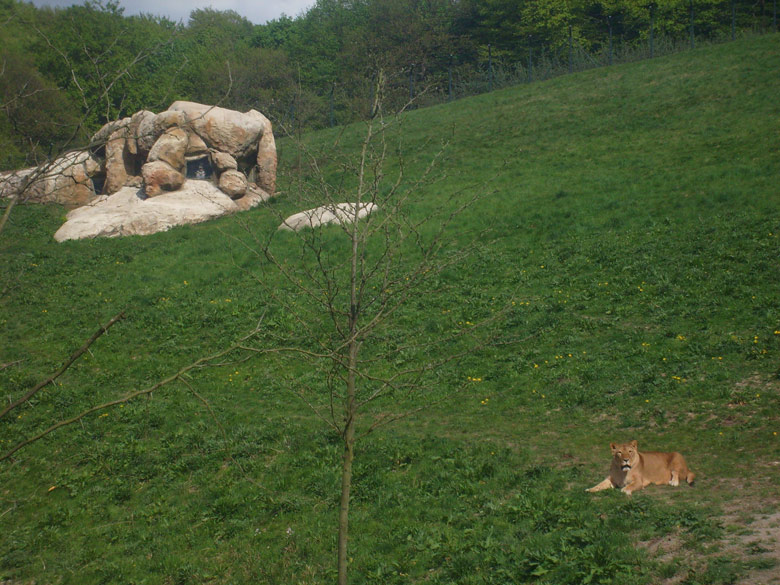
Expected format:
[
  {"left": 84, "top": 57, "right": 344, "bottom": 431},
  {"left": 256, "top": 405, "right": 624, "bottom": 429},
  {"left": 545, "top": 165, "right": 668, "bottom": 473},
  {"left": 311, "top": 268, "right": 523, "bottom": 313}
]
[
  {"left": 51, "top": 150, "right": 98, "bottom": 183},
  {"left": 278, "top": 202, "right": 379, "bottom": 232},
  {"left": 148, "top": 127, "right": 188, "bottom": 172},
  {"left": 3, "top": 101, "right": 278, "bottom": 240},
  {"left": 104, "top": 126, "right": 134, "bottom": 195},
  {"left": 53, "top": 181, "right": 241, "bottom": 242},
  {"left": 0, "top": 151, "right": 102, "bottom": 205},
  {"left": 168, "top": 101, "right": 267, "bottom": 159},
  {"left": 235, "top": 184, "right": 273, "bottom": 211},
  {"left": 142, "top": 160, "right": 185, "bottom": 197},
  {"left": 186, "top": 133, "right": 209, "bottom": 156},
  {"left": 48, "top": 151, "right": 100, "bottom": 205},
  {"left": 0, "top": 169, "right": 38, "bottom": 200},
  {"left": 83, "top": 152, "right": 102, "bottom": 178},
  {"left": 218, "top": 169, "right": 247, "bottom": 199},
  {"left": 153, "top": 110, "right": 186, "bottom": 134},
  {"left": 126, "top": 175, "right": 144, "bottom": 188},
  {"left": 212, "top": 151, "right": 238, "bottom": 172},
  {"left": 256, "top": 125, "right": 277, "bottom": 195},
  {"left": 51, "top": 176, "right": 95, "bottom": 207},
  {"left": 131, "top": 110, "right": 159, "bottom": 156},
  {"left": 90, "top": 117, "right": 131, "bottom": 153}
]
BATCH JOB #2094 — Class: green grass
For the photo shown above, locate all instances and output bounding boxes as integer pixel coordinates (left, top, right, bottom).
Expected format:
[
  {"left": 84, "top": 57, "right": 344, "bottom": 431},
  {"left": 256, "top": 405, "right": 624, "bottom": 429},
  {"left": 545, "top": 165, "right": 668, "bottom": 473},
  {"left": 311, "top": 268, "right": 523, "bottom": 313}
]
[{"left": 1, "top": 35, "right": 779, "bottom": 584}]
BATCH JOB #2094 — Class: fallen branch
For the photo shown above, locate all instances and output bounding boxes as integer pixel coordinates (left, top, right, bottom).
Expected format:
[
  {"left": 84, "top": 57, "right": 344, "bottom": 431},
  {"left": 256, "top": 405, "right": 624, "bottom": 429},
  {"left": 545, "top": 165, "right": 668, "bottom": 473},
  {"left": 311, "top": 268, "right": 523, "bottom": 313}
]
[
  {"left": 0, "top": 310, "right": 126, "bottom": 420},
  {"left": 1, "top": 319, "right": 264, "bottom": 462},
  {"left": 0, "top": 359, "right": 24, "bottom": 372}
]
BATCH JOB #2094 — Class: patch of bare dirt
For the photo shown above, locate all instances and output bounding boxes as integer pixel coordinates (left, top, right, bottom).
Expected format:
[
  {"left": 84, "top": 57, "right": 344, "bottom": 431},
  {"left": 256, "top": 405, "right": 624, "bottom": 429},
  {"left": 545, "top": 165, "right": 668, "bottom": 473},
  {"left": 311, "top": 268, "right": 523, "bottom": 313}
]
[
  {"left": 639, "top": 531, "right": 688, "bottom": 584},
  {"left": 638, "top": 478, "right": 780, "bottom": 585},
  {"left": 721, "top": 508, "right": 780, "bottom": 585}
]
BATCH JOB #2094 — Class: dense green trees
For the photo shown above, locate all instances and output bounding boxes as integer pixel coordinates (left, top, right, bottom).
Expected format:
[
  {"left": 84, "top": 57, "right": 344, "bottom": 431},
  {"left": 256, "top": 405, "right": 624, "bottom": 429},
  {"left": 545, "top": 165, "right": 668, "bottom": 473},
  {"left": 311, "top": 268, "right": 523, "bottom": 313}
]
[
  {"left": 1, "top": 0, "right": 774, "bottom": 170},
  {"left": 1, "top": 0, "right": 187, "bottom": 168}
]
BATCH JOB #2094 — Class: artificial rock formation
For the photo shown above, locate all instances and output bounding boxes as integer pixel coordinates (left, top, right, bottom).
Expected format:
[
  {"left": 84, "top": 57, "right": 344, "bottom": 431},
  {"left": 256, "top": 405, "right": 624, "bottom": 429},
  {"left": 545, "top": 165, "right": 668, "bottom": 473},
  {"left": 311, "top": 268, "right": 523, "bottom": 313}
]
[
  {"left": 278, "top": 203, "right": 379, "bottom": 232},
  {"left": 0, "top": 150, "right": 103, "bottom": 207},
  {"left": 0, "top": 101, "right": 277, "bottom": 240},
  {"left": 53, "top": 182, "right": 271, "bottom": 242}
]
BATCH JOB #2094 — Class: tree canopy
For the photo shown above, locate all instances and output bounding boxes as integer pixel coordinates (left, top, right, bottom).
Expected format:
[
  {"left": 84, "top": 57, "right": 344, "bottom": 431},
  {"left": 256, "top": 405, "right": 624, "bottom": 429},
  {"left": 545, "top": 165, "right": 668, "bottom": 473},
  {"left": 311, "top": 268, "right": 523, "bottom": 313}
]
[{"left": 0, "top": 0, "right": 770, "bottom": 169}]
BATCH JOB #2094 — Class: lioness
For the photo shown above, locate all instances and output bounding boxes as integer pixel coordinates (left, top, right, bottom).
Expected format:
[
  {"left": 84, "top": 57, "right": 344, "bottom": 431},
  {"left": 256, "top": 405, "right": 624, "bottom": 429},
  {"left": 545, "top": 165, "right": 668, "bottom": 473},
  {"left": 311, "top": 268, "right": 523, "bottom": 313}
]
[{"left": 586, "top": 440, "right": 695, "bottom": 495}]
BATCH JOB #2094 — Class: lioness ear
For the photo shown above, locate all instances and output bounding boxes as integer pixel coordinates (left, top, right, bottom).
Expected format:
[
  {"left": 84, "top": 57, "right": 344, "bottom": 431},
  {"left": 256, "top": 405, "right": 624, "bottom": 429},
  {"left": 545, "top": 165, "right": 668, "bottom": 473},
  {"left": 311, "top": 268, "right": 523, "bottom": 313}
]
[
  {"left": 630, "top": 440, "right": 638, "bottom": 448},
  {"left": 610, "top": 443, "right": 617, "bottom": 451}
]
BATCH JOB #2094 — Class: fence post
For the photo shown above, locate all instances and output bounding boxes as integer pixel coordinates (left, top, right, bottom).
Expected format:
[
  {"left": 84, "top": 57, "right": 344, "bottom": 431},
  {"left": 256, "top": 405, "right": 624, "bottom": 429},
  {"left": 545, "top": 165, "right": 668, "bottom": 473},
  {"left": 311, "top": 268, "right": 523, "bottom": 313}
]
[
  {"left": 448, "top": 54, "right": 453, "bottom": 102},
  {"left": 568, "top": 25, "right": 573, "bottom": 73},
  {"left": 650, "top": 3, "right": 656, "bottom": 58},
  {"left": 527, "top": 35, "right": 533, "bottom": 83},
  {"left": 731, "top": 0, "right": 736, "bottom": 40},
  {"left": 488, "top": 44, "right": 494, "bottom": 92},
  {"left": 608, "top": 15, "right": 613, "bottom": 65},
  {"left": 774, "top": 0, "right": 777, "bottom": 31},
  {"left": 409, "top": 64, "right": 415, "bottom": 102},
  {"left": 689, "top": 0, "right": 695, "bottom": 49},
  {"left": 329, "top": 82, "right": 335, "bottom": 127},
  {"left": 369, "top": 73, "right": 375, "bottom": 118}
]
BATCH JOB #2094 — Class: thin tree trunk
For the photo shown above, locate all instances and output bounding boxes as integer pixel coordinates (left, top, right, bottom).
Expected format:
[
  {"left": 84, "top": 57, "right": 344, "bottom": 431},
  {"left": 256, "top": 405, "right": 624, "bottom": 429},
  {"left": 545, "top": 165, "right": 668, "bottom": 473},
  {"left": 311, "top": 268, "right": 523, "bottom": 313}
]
[
  {"left": 337, "top": 335, "right": 358, "bottom": 585},
  {"left": 337, "top": 397, "right": 356, "bottom": 585},
  {"left": 337, "top": 245, "right": 359, "bottom": 585},
  {"left": 337, "top": 76, "right": 374, "bottom": 584},
  {"left": 0, "top": 194, "right": 19, "bottom": 236}
]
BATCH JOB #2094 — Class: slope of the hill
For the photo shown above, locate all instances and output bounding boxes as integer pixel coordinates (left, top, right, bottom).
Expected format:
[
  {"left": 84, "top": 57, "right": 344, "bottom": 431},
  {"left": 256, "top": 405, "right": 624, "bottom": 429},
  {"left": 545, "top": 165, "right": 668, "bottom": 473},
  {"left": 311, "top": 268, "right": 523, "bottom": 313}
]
[{"left": 1, "top": 34, "right": 778, "bottom": 585}]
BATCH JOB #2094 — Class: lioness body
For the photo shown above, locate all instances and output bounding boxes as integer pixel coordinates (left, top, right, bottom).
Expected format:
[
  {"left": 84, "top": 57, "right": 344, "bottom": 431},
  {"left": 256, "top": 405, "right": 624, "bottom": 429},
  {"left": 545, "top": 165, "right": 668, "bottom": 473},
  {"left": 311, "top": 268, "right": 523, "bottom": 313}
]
[{"left": 587, "top": 440, "right": 695, "bottom": 495}]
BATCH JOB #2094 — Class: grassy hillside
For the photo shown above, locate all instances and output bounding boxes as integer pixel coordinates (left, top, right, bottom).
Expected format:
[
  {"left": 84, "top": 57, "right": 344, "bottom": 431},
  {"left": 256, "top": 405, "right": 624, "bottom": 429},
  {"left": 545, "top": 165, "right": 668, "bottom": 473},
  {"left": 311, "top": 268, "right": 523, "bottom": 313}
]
[{"left": 1, "top": 34, "right": 779, "bottom": 585}]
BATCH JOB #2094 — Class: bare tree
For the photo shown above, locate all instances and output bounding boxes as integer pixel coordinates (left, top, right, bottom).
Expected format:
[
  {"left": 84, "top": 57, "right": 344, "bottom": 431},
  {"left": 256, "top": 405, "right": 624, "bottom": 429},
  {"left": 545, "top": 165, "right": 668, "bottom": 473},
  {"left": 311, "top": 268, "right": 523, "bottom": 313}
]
[
  {"left": 2, "top": 29, "right": 506, "bottom": 577},
  {"left": 228, "top": 72, "right": 506, "bottom": 585}
]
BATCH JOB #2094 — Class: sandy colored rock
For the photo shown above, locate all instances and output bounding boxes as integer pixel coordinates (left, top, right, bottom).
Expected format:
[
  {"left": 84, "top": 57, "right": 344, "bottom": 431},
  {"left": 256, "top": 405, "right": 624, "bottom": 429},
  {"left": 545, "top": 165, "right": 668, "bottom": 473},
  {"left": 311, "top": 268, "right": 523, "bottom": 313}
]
[
  {"left": 4, "top": 101, "right": 277, "bottom": 240},
  {"left": 53, "top": 181, "right": 240, "bottom": 242},
  {"left": 168, "top": 101, "right": 268, "bottom": 159},
  {"left": 104, "top": 126, "right": 135, "bottom": 195},
  {"left": 153, "top": 110, "right": 185, "bottom": 134},
  {"left": 131, "top": 110, "right": 159, "bottom": 155},
  {"left": 83, "top": 152, "right": 102, "bottom": 177},
  {"left": 278, "top": 202, "right": 379, "bottom": 231},
  {"left": 186, "top": 133, "right": 209, "bottom": 156},
  {"left": 52, "top": 178, "right": 94, "bottom": 207},
  {"left": 148, "top": 127, "right": 188, "bottom": 172},
  {"left": 235, "top": 184, "right": 272, "bottom": 211},
  {"left": 142, "top": 160, "right": 185, "bottom": 197},
  {"left": 256, "top": 125, "right": 277, "bottom": 195},
  {"left": 212, "top": 151, "right": 238, "bottom": 172},
  {"left": 50, "top": 152, "right": 98, "bottom": 205},
  {"left": 1, "top": 169, "right": 31, "bottom": 199},
  {"left": 0, "top": 167, "right": 49, "bottom": 201},
  {"left": 1, "top": 151, "right": 103, "bottom": 205},
  {"left": 52, "top": 151, "right": 93, "bottom": 183},
  {"left": 90, "top": 117, "right": 131, "bottom": 152},
  {"left": 218, "top": 169, "right": 247, "bottom": 199}
]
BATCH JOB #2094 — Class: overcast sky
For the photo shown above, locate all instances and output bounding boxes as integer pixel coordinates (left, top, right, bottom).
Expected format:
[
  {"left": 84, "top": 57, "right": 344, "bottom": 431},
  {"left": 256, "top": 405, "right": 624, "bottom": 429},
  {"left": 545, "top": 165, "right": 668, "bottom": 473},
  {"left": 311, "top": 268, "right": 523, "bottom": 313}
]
[{"left": 27, "top": 0, "right": 316, "bottom": 25}]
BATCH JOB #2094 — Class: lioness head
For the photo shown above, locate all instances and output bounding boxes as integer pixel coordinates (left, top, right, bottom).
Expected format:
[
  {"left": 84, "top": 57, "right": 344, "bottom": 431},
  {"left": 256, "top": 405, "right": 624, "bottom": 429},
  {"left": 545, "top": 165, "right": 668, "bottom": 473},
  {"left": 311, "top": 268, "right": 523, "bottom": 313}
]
[{"left": 611, "top": 440, "right": 639, "bottom": 471}]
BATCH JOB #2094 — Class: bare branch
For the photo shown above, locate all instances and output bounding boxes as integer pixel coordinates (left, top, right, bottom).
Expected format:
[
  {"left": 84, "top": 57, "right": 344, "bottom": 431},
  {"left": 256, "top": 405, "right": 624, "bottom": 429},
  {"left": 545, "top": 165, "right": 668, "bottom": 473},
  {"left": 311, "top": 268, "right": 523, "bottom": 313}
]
[
  {"left": 0, "top": 360, "right": 24, "bottom": 372},
  {"left": 0, "top": 319, "right": 266, "bottom": 462},
  {"left": 0, "top": 311, "right": 126, "bottom": 420},
  {"left": 360, "top": 379, "right": 472, "bottom": 439}
]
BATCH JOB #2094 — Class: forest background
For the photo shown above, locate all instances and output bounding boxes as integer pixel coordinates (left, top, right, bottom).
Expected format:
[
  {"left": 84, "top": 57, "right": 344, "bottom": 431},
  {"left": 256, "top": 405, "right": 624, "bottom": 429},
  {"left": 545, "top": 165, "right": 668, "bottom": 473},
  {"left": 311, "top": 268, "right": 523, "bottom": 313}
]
[{"left": 1, "top": 0, "right": 777, "bottom": 173}]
